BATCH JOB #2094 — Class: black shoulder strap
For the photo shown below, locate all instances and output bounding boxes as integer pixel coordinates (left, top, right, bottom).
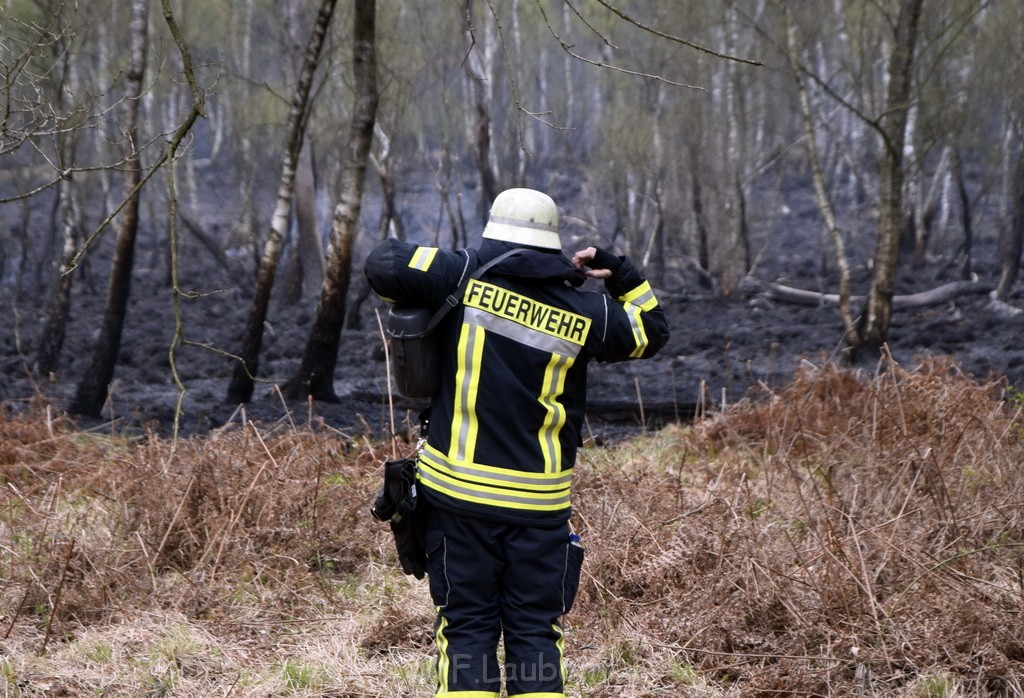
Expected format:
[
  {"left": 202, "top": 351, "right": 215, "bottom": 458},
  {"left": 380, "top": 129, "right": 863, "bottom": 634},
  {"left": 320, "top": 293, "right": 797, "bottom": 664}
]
[{"left": 421, "top": 249, "right": 521, "bottom": 335}]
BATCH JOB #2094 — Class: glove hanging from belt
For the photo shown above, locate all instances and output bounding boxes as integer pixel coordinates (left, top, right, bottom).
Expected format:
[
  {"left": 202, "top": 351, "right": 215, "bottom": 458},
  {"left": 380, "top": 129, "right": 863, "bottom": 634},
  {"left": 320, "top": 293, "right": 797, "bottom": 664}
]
[{"left": 370, "top": 457, "right": 426, "bottom": 579}]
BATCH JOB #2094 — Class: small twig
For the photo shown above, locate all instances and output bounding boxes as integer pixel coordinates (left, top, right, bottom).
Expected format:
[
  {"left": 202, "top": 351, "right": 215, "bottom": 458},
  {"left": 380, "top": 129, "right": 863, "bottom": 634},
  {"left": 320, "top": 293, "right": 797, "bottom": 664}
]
[
  {"left": 634, "top": 377, "right": 646, "bottom": 431},
  {"left": 153, "top": 475, "right": 196, "bottom": 571},
  {"left": 374, "top": 308, "right": 397, "bottom": 451},
  {"left": 39, "top": 538, "right": 75, "bottom": 655}
]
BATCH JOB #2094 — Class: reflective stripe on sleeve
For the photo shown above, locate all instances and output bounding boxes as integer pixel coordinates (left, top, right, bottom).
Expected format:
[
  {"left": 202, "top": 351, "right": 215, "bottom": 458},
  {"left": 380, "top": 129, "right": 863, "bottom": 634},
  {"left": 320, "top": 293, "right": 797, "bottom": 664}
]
[
  {"left": 626, "top": 303, "right": 649, "bottom": 358},
  {"left": 408, "top": 246, "right": 439, "bottom": 271},
  {"left": 619, "top": 280, "right": 658, "bottom": 312}
]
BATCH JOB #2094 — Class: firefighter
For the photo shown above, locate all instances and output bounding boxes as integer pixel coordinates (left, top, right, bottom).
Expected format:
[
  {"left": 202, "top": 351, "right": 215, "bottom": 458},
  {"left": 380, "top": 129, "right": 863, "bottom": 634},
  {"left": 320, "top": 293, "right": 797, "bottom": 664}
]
[{"left": 364, "top": 187, "right": 669, "bottom": 697}]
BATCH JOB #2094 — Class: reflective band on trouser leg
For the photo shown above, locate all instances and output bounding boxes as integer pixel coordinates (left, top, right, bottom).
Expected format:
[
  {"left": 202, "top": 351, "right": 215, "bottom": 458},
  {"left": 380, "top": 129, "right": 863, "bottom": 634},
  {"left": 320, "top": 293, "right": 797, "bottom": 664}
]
[
  {"left": 555, "top": 622, "right": 566, "bottom": 684},
  {"left": 434, "top": 612, "right": 450, "bottom": 693}
]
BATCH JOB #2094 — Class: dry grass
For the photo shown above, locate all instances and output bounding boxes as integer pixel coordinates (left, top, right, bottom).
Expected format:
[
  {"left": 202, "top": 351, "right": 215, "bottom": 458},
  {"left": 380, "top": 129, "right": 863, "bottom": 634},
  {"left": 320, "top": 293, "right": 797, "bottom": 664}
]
[{"left": 2, "top": 357, "right": 1023, "bottom": 696}]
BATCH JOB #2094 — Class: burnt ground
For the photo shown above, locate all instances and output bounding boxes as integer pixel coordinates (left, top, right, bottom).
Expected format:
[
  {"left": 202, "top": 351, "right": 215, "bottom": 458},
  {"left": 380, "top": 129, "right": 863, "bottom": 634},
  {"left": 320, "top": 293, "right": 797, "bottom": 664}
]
[{"left": 2, "top": 171, "right": 1024, "bottom": 442}]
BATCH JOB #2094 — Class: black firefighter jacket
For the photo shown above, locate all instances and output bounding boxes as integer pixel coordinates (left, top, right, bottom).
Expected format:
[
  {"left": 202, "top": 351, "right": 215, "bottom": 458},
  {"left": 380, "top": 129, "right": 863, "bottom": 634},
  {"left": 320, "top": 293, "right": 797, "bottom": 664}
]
[{"left": 364, "top": 238, "right": 670, "bottom": 526}]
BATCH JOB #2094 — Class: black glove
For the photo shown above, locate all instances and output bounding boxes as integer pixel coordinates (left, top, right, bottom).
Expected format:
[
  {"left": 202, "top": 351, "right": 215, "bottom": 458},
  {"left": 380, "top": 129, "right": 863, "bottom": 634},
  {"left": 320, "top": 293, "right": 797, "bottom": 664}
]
[
  {"left": 371, "top": 458, "right": 418, "bottom": 522},
  {"left": 589, "top": 247, "right": 624, "bottom": 274},
  {"left": 370, "top": 457, "right": 427, "bottom": 579},
  {"left": 390, "top": 509, "right": 426, "bottom": 579}
]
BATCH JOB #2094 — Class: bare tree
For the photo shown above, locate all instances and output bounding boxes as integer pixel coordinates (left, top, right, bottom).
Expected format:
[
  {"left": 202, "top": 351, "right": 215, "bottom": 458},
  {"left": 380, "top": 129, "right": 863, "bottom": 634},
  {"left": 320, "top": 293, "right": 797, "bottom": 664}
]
[
  {"left": 70, "top": 0, "right": 150, "bottom": 417},
  {"left": 995, "top": 147, "right": 1024, "bottom": 301},
  {"left": 463, "top": 4, "right": 500, "bottom": 222},
  {"left": 851, "top": 0, "right": 925, "bottom": 360},
  {"left": 783, "top": 2, "right": 855, "bottom": 340},
  {"left": 282, "top": 140, "right": 326, "bottom": 305},
  {"left": 226, "top": 0, "right": 339, "bottom": 404},
  {"left": 31, "top": 3, "right": 80, "bottom": 377},
  {"left": 282, "top": 0, "right": 378, "bottom": 402}
]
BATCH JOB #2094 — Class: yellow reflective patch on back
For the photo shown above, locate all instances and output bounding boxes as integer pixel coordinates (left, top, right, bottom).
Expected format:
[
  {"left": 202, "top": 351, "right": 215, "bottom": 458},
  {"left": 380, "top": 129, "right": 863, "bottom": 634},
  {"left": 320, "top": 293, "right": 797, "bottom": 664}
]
[{"left": 463, "top": 279, "right": 590, "bottom": 346}]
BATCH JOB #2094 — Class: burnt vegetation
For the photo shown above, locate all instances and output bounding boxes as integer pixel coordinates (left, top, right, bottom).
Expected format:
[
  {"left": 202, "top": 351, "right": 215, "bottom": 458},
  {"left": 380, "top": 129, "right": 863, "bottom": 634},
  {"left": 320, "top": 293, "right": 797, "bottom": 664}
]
[{"left": 2, "top": 359, "right": 1023, "bottom": 695}]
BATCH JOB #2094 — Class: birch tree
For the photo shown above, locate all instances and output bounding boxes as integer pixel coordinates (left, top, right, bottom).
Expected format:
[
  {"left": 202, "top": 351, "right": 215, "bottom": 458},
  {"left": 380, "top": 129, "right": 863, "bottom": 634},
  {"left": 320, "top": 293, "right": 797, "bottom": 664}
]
[
  {"left": 852, "top": 0, "right": 925, "bottom": 359},
  {"left": 70, "top": 0, "right": 150, "bottom": 417},
  {"left": 226, "top": 0, "right": 338, "bottom": 404},
  {"left": 282, "top": 0, "right": 378, "bottom": 402}
]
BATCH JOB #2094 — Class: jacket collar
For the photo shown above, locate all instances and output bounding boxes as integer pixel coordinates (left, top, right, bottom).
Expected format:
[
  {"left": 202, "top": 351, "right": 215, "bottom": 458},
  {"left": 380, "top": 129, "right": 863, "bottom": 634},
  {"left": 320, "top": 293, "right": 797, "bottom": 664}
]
[{"left": 477, "top": 239, "right": 586, "bottom": 287}]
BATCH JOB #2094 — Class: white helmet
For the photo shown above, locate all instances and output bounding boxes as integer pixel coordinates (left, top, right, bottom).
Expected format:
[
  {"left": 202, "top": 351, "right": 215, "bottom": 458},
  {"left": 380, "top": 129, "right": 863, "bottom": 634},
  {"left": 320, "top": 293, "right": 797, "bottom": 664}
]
[{"left": 482, "top": 188, "right": 560, "bottom": 250}]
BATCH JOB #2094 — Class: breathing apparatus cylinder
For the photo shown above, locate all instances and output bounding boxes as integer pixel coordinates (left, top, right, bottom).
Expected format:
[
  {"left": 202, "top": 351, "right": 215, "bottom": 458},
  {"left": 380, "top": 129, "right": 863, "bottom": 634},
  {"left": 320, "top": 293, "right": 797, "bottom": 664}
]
[{"left": 386, "top": 305, "right": 441, "bottom": 399}]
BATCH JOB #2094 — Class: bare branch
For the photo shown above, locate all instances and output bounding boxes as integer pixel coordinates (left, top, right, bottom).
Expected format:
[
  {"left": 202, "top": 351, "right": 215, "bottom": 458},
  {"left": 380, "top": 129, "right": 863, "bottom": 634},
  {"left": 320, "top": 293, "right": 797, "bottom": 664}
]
[
  {"left": 532, "top": 0, "right": 706, "bottom": 90},
  {"left": 589, "top": 0, "right": 763, "bottom": 66}
]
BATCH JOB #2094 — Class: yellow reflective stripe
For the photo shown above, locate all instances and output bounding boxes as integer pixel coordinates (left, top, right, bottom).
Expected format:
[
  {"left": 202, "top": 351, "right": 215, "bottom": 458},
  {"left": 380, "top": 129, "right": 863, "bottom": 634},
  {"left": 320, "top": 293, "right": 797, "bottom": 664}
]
[
  {"left": 626, "top": 304, "right": 649, "bottom": 358},
  {"left": 419, "top": 456, "right": 571, "bottom": 502},
  {"left": 538, "top": 354, "right": 572, "bottom": 474},
  {"left": 435, "top": 612, "right": 450, "bottom": 692},
  {"left": 555, "top": 621, "right": 567, "bottom": 685},
  {"left": 450, "top": 324, "right": 484, "bottom": 464},
  {"left": 619, "top": 280, "right": 658, "bottom": 311},
  {"left": 408, "top": 245, "right": 439, "bottom": 271},
  {"left": 422, "top": 445, "right": 572, "bottom": 489},
  {"left": 417, "top": 467, "right": 572, "bottom": 511}
]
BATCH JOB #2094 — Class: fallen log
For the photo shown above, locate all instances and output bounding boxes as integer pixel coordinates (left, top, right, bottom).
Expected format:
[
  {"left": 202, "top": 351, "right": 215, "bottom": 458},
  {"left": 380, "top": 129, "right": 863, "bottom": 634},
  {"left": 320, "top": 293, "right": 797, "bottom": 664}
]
[{"left": 740, "top": 278, "right": 993, "bottom": 310}]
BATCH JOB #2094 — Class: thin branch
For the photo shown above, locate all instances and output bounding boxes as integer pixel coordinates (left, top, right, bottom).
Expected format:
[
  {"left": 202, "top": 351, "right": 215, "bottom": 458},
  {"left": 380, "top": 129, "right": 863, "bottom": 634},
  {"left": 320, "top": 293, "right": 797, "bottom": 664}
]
[
  {"left": 589, "top": 0, "right": 763, "bottom": 66},
  {"left": 533, "top": 0, "right": 706, "bottom": 90}
]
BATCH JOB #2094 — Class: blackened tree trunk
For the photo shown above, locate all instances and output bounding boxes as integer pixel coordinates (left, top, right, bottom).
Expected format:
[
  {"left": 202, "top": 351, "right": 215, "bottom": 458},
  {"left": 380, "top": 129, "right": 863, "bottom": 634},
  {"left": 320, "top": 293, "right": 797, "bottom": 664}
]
[
  {"left": 70, "top": 0, "right": 150, "bottom": 417},
  {"left": 995, "top": 148, "right": 1024, "bottom": 301},
  {"left": 952, "top": 147, "right": 975, "bottom": 281},
  {"left": 282, "top": 0, "right": 378, "bottom": 402},
  {"left": 226, "top": 0, "right": 338, "bottom": 404},
  {"left": 33, "top": 9, "right": 78, "bottom": 378},
  {"left": 282, "top": 140, "right": 325, "bottom": 305},
  {"left": 34, "top": 174, "right": 77, "bottom": 377},
  {"left": 851, "top": 0, "right": 924, "bottom": 360}
]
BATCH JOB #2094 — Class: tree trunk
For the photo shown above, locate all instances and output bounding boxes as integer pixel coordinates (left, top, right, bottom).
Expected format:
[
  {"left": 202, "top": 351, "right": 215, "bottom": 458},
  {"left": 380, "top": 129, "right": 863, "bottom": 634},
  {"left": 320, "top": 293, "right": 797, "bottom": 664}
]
[
  {"left": 282, "top": 139, "right": 325, "bottom": 304},
  {"left": 226, "top": 0, "right": 338, "bottom": 404},
  {"left": 690, "top": 145, "right": 710, "bottom": 274},
  {"left": 952, "top": 147, "right": 974, "bottom": 281},
  {"left": 372, "top": 124, "right": 403, "bottom": 240},
  {"left": 464, "top": 13, "right": 498, "bottom": 223},
  {"left": 995, "top": 148, "right": 1024, "bottom": 301},
  {"left": 33, "top": 19, "right": 78, "bottom": 378},
  {"left": 282, "top": 0, "right": 378, "bottom": 403},
  {"left": 33, "top": 174, "right": 77, "bottom": 377},
  {"left": 784, "top": 4, "right": 855, "bottom": 340},
  {"left": 70, "top": 0, "right": 150, "bottom": 417},
  {"left": 851, "top": 0, "right": 924, "bottom": 361}
]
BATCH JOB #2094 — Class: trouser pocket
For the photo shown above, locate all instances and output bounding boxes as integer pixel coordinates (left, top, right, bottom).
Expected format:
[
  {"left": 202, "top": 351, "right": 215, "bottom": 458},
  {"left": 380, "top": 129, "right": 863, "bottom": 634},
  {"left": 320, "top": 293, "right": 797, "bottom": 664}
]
[
  {"left": 561, "top": 536, "right": 584, "bottom": 614},
  {"left": 425, "top": 529, "right": 450, "bottom": 607}
]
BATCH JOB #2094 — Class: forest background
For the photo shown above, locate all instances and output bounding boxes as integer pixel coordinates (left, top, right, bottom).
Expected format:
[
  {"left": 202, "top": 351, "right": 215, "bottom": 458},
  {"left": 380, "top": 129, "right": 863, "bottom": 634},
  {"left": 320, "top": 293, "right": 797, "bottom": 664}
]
[{"left": 3, "top": 0, "right": 1024, "bottom": 695}]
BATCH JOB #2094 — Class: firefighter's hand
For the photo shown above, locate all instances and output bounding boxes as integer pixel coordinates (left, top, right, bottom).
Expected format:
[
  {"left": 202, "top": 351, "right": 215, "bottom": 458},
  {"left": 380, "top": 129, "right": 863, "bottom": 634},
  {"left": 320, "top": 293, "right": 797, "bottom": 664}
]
[{"left": 572, "top": 247, "right": 613, "bottom": 279}]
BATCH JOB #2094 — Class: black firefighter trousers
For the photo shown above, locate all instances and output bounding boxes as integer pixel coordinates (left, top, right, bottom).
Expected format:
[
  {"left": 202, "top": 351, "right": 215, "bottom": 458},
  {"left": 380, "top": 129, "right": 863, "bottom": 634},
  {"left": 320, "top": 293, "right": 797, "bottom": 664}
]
[{"left": 424, "top": 504, "right": 584, "bottom": 697}]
